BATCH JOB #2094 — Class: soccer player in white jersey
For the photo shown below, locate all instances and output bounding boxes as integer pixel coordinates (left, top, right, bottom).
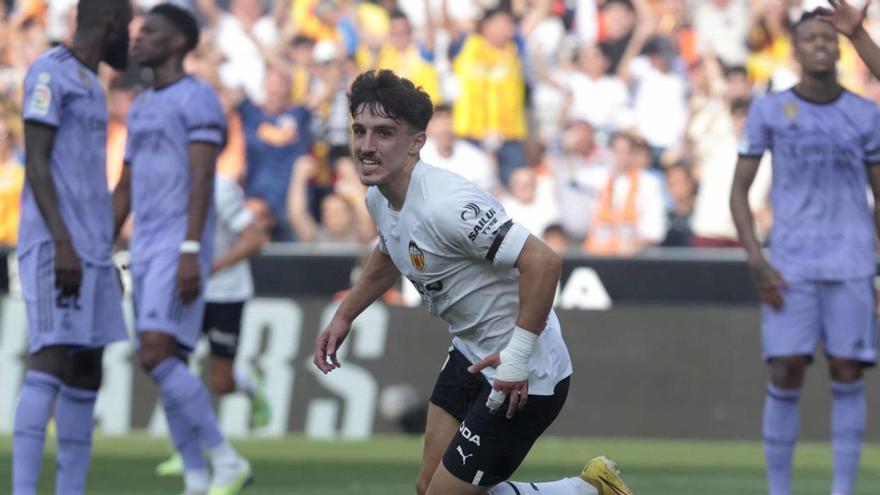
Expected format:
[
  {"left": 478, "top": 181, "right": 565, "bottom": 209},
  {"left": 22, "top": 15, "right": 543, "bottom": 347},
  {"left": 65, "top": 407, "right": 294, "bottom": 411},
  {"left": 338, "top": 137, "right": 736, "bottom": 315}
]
[
  {"left": 313, "top": 69, "right": 633, "bottom": 495},
  {"left": 13, "top": 1, "right": 131, "bottom": 493},
  {"left": 113, "top": 4, "right": 250, "bottom": 495},
  {"left": 731, "top": 11, "right": 880, "bottom": 495}
]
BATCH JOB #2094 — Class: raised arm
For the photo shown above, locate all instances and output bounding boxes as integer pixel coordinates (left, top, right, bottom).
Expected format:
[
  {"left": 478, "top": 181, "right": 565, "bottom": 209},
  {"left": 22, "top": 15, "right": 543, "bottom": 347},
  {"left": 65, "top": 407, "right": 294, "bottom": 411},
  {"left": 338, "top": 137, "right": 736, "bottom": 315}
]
[
  {"left": 817, "top": 0, "right": 880, "bottom": 79},
  {"left": 287, "top": 156, "right": 319, "bottom": 243}
]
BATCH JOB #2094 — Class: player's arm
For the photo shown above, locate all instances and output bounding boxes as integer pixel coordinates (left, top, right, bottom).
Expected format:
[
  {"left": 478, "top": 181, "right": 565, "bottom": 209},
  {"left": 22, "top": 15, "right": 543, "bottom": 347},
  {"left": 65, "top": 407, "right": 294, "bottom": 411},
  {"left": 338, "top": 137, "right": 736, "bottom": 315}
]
[
  {"left": 730, "top": 155, "right": 786, "bottom": 309},
  {"left": 868, "top": 164, "right": 880, "bottom": 237},
  {"left": 818, "top": 1, "right": 880, "bottom": 79},
  {"left": 513, "top": 235, "right": 562, "bottom": 333},
  {"left": 177, "top": 141, "right": 218, "bottom": 304},
  {"left": 112, "top": 165, "right": 131, "bottom": 241},
  {"left": 24, "top": 121, "right": 81, "bottom": 296},
  {"left": 314, "top": 245, "right": 400, "bottom": 374},
  {"left": 287, "top": 156, "right": 319, "bottom": 243},
  {"left": 212, "top": 222, "right": 269, "bottom": 274}
]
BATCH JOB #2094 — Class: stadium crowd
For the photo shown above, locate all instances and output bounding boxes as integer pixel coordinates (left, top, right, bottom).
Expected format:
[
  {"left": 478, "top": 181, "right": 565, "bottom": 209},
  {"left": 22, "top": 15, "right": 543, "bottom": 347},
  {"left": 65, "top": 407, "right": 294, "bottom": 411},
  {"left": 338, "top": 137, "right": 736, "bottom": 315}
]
[{"left": 2, "top": 0, "right": 880, "bottom": 254}]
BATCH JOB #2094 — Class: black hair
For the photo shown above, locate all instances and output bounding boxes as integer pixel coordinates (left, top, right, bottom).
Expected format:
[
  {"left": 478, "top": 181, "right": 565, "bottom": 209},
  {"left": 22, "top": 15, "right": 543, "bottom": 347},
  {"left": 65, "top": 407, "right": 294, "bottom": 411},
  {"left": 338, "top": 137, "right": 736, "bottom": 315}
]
[
  {"left": 76, "top": 0, "right": 130, "bottom": 29},
  {"left": 292, "top": 34, "right": 316, "bottom": 47},
  {"left": 542, "top": 223, "right": 568, "bottom": 238},
  {"left": 602, "top": 0, "right": 635, "bottom": 13},
  {"left": 730, "top": 96, "right": 752, "bottom": 115},
  {"left": 149, "top": 3, "right": 199, "bottom": 54},
  {"left": 480, "top": 6, "right": 514, "bottom": 25},
  {"left": 791, "top": 10, "right": 824, "bottom": 38},
  {"left": 723, "top": 64, "right": 748, "bottom": 79},
  {"left": 389, "top": 8, "right": 409, "bottom": 22},
  {"left": 349, "top": 70, "right": 433, "bottom": 131},
  {"left": 433, "top": 103, "right": 453, "bottom": 115}
]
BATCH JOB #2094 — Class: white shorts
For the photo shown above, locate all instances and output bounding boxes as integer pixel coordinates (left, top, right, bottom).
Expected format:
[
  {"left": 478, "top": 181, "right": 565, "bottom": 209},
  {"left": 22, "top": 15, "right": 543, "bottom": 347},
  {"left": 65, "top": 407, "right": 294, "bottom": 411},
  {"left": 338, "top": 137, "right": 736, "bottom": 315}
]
[
  {"left": 131, "top": 252, "right": 208, "bottom": 351},
  {"left": 19, "top": 242, "right": 128, "bottom": 353}
]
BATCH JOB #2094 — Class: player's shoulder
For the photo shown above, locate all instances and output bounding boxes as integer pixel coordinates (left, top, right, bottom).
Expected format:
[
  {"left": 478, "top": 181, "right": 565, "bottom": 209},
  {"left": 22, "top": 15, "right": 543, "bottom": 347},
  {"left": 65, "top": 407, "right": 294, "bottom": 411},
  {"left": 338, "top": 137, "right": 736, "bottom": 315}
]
[
  {"left": 840, "top": 88, "right": 880, "bottom": 111},
  {"left": 413, "top": 162, "right": 496, "bottom": 221},
  {"left": 26, "top": 46, "right": 73, "bottom": 79}
]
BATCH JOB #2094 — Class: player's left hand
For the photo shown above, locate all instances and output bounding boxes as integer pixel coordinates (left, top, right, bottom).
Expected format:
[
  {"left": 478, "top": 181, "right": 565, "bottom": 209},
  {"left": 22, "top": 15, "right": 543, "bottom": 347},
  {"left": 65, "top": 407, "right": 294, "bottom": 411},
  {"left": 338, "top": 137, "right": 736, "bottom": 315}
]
[
  {"left": 468, "top": 353, "right": 529, "bottom": 419},
  {"left": 816, "top": 0, "right": 870, "bottom": 38},
  {"left": 177, "top": 253, "right": 201, "bottom": 304}
]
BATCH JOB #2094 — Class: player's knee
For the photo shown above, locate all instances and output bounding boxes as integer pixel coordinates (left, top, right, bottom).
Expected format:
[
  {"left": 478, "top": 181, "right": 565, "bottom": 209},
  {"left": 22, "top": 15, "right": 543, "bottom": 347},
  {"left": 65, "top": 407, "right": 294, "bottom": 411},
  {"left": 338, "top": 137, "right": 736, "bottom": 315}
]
[
  {"left": 829, "top": 358, "right": 863, "bottom": 383},
  {"left": 138, "top": 345, "right": 175, "bottom": 372},
  {"left": 769, "top": 356, "right": 808, "bottom": 389}
]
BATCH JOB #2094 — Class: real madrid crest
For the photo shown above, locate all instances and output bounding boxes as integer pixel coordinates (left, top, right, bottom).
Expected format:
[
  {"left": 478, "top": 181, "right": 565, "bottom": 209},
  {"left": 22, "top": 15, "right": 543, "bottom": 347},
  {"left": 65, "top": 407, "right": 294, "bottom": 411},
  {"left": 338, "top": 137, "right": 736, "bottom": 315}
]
[
  {"left": 408, "top": 240, "right": 426, "bottom": 272},
  {"left": 783, "top": 101, "right": 799, "bottom": 121},
  {"left": 77, "top": 67, "right": 92, "bottom": 87}
]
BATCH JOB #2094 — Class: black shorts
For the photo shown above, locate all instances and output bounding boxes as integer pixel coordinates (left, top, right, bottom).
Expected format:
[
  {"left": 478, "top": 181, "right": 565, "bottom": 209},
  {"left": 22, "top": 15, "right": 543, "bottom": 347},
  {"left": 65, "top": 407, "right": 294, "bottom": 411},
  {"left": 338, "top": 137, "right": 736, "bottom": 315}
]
[
  {"left": 430, "top": 348, "right": 569, "bottom": 486},
  {"left": 201, "top": 302, "right": 245, "bottom": 359}
]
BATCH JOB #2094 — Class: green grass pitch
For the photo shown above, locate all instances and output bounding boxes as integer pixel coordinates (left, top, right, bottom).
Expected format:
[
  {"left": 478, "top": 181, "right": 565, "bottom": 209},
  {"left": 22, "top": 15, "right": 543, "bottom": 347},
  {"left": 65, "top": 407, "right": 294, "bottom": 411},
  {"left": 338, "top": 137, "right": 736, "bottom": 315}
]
[{"left": 1, "top": 435, "right": 880, "bottom": 494}]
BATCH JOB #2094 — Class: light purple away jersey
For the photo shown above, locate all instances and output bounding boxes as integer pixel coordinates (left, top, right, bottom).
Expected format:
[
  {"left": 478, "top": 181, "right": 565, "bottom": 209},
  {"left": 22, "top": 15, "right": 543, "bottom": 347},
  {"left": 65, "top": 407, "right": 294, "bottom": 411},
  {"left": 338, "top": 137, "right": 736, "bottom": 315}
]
[
  {"left": 19, "top": 46, "right": 113, "bottom": 263},
  {"left": 740, "top": 89, "right": 880, "bottom": 280},
  {"left": 125, "top": 76, "right": 226, "bottom": 263}
]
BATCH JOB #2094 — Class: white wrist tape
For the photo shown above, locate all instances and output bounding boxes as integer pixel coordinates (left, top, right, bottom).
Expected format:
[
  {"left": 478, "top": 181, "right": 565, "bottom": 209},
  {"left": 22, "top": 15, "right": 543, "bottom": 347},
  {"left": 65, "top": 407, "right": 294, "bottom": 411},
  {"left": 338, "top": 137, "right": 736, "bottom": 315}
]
[{"left": 486, "top": 326, "right": 537, "bottom": 411}]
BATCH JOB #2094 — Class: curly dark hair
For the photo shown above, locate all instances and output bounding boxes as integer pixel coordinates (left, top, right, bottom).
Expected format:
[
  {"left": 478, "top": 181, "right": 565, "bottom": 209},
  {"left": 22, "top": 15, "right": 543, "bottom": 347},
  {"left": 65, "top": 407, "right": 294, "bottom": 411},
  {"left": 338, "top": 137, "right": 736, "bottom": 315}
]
[{"left": 348, "top": 70, "right": 433, "bottom": 132}]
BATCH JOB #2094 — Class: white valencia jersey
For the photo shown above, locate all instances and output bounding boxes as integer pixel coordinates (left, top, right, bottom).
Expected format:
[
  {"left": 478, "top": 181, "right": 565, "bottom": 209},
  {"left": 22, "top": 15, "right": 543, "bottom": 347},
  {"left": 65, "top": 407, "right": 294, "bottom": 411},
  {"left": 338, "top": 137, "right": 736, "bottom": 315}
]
[{"left": 366, "top": 161, "right": 572, "bottom": 395}]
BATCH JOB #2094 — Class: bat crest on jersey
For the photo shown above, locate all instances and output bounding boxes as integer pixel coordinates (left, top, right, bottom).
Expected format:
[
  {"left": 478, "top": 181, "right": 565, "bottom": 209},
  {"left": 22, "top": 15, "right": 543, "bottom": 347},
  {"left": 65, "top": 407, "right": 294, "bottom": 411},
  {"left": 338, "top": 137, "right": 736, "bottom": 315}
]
[{"left": 409, "top": 240, "right": 426, "bottom": 271}]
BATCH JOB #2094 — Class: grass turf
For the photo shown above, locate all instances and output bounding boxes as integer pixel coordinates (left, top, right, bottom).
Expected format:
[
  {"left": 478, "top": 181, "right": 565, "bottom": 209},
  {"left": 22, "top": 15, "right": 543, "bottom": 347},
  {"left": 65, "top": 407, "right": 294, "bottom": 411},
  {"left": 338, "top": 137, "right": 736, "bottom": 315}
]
[{"left": 1, "top": 434, "right": 879, "bottom": 494}]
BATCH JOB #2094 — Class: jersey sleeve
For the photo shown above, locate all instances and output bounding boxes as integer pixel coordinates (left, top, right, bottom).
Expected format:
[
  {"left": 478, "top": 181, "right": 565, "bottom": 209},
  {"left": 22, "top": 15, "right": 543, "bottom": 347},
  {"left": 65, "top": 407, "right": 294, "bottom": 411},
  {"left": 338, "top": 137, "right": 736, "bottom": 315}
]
[
  {"left": 738, "top": 96, "right": 770, "bottom": 158},
  {"left": 865, "top": 105, "right": 880, "bottom": 165},
  {"left": 215, "top": 176, "right": 254, "bottom": 233},
  {"left": 22, "top": 59, "right": 63, "bottom": 127},
  {"left": 183, "top": 84, "right": 227, "bottom": 146},
  {"left": 432, "top": 182, "right": 530, "bottom": 271}
]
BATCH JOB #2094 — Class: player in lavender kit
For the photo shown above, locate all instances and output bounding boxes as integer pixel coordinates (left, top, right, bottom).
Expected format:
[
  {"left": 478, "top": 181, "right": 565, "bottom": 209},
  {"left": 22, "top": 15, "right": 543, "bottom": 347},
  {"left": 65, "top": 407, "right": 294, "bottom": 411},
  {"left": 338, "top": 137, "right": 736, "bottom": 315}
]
[
  {"left": 112, "top": 4, "right": 250, "bottom": 495},
  {"left": 314, "top": 70, "right": 633, "bottom": 495},
  {"left": 730, "top": 12, "right": 880, "bottom": 495},
  {"left": 13, "top": 1, "right": 131, "bottom": 494}
]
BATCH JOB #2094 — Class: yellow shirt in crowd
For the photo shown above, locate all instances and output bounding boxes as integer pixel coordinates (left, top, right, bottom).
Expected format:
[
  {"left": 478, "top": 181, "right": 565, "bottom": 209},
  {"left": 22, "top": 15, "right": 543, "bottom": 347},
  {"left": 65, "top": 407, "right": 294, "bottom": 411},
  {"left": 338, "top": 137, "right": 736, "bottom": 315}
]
[
  {"left": 0, "top": 159, "right": 23, "bottom": 246},
  {"left": 357, "top": 44, "right": 441, "bottom": 104},
  {"left": 452, "top": 35, "right": 526, "bottom": 141}
]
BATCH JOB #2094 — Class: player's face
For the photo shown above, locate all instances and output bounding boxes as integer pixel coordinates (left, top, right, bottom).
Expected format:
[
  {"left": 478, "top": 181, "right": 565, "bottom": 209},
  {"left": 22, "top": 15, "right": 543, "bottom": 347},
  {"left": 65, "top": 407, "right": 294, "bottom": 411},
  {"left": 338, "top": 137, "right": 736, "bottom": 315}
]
[
  {"left": 351, "top": 104, "right": 425, "bottom": 187},
  {"left": 103, "top": 4, "right": 133, "bottom": 70},
  {"left": 131, "top": 14, "right": 179, "bottom": 67},
  {"left": 794, "top": 19, "right": 839, "bottom": 76}
]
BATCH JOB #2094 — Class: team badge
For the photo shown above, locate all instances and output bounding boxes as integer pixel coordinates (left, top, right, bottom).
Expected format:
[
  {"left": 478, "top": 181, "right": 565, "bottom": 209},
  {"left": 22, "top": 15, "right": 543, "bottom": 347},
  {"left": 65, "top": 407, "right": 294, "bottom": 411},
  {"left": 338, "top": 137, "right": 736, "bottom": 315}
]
[
  {"left": 409, "top": 241, "right": 426, "bottom": 271},
  {"left": 77, "top": 67, "right": 91, "bottom": 87},
  {"left": 783, "top": 101, "right": 799, "bottom": 121}
]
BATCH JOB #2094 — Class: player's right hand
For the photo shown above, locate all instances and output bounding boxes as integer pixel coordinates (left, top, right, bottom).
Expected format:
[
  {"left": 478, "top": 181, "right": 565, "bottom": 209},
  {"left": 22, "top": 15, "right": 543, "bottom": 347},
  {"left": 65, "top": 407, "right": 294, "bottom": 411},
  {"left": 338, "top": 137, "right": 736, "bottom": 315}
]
[
  {"left": 816, "top": 0, "right": 870, "bottom": 38},
  {"left": 748, "top": 258, "right": 788, "bottom": 310},
  {"left": 54, "top": 239, "right": 82, "bottom": 297},
  {"left": 314, "top": 317, "right": 351, "bottom": 374}
]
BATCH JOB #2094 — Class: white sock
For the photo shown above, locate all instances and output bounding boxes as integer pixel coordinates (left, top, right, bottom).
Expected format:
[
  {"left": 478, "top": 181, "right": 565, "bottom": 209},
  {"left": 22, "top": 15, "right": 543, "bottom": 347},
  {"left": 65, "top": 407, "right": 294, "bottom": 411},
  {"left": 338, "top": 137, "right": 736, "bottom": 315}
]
[
  {"left": 233, "top": 367, "right": 257, "bottom": 396},
  {"left": 209, "top": 440, "right": 240, "bottom": 466},
  {"left": 184, "top": 468, "right": 210, "bottom": 491},
  {"left": 488, "top": 477, "right": 598, "bottom": 495}
]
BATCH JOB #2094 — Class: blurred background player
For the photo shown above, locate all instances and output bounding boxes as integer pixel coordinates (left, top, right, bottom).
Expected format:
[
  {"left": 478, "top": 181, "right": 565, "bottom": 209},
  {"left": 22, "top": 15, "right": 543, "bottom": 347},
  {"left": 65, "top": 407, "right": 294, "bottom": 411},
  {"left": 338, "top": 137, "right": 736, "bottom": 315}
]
[
  {"left": 12, "top": 1, "right": 131, "bottom": 493},
  {"left": 731, "top": 11, "right": 880, "bottom": 495},
  {"left": 156, "top": 172, "right": 271, "bottom": 479},
  {"left": 113, "top": 4, "right": 250, "bottom": 495},
  {"left": 313, "top": 70, "right": 631, "bottom": 495}
]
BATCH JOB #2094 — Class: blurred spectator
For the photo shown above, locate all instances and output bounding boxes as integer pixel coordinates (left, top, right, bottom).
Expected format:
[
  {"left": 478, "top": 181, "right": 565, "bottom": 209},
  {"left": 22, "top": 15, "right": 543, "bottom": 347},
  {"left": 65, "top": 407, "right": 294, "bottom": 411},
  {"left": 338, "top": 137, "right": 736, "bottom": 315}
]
[
  {"left": 566, "top": 43, "right": 630, "bottom": 139},
  {"left": 583, "top": 131, "right": 666, "bottom": 255},
  {"left": 548, "top": 120, "right": 612, "bottom": 243},
  {"left": 693, "top": 0, "right": 749, "bottom": 68},
  {"left": 745, "top": 0, "right": 798, "bottom": 90},
  {"left": 451, "top": 7, "right": 527, "bottom": 185},
  {"left": 597, "top": 0, "right": 637, "bottom": 74},
  {"left": 542, "top": 223, "right": 571, "bottom": 255},
  {"left": 661, "top": 163, "right": 694, "bottom": 247},
  {"left": 690, "top": 97, "right": 771, "bottom": 247},
  {"left": 240, "top": 65, "right": 313, "bottom": 241},
  {"left": 501, "top": 166, "right": 559, "bottom": 238},
  {"left": 288, "top": 155, "right": 375, "bottom": 244},
  {"left": 420, "top": 103, "right": 498, "bottom": 193},
  {"left": 356, "top": 9, "right": 441, "bottom": 103},
  {"left": 0, "top": 118, "right": 22, "bottom": 245},
  {"left": 617, "top": 7, "right": 689, "bottom": 166}
]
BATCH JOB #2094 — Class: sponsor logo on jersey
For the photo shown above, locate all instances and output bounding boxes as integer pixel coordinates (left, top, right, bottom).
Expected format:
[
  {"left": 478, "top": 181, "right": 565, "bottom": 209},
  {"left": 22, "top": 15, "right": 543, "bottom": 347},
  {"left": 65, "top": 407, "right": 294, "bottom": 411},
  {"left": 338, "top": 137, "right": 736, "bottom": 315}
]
[
  {"left": 29, "top": 75, "right": 52, "bottom": 116},
  {"left": 460, "top": 202, "right": 482, "bottom": 221},
  {"left": 467, "top": 208, "right": 498, "bottom": 241},
  {"left": 409, "top": 240, "right": 426, "bottom": 271},
  {"left": 459, "top": 422, "right": 481, "bottom": 446},
  {"left": 77, "top": 67, "right": 91, "bottom": 87}
]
